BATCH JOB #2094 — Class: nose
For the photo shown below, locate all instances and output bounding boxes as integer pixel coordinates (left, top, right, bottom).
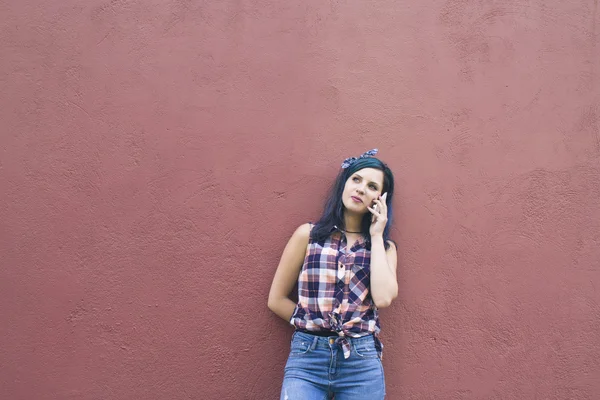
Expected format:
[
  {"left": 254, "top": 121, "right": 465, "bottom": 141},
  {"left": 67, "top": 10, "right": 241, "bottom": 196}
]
[{"left": 356, "top": 185, "right": 365, "bottom": 194}]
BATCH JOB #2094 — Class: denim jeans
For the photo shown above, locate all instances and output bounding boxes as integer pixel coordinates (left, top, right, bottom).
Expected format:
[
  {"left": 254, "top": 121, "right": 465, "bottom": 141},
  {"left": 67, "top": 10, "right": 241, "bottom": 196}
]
[{"left": 280, "top": 331, "right": 386, "bottom": 400}]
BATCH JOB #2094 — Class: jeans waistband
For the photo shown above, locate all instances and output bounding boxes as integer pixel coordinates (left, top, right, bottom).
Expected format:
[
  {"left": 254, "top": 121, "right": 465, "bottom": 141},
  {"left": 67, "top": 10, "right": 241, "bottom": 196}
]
[{"left": 293, "top": 330, "right": 375, "bottom": 349}]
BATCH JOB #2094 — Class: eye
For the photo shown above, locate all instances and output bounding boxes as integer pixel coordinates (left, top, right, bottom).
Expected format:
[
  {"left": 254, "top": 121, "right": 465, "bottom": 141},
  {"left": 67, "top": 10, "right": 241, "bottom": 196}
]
[
  {"left": 352, "top": 177, "right": 360, "bottom": 182},
  {"left": 369, "top": 184, "right": 377, "bottom": 190}
]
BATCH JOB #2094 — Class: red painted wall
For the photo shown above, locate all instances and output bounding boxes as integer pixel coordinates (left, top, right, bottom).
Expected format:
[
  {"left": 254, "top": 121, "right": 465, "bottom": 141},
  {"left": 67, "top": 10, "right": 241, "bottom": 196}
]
[{"left": 1, "top": 1, "right": 599, "bottom": 399}]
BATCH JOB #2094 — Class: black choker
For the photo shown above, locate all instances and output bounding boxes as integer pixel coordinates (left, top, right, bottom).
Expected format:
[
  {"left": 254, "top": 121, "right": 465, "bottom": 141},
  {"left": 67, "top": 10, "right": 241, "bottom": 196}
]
[{"left": 334, "top": 225, "right": 361, "bottom": 234}]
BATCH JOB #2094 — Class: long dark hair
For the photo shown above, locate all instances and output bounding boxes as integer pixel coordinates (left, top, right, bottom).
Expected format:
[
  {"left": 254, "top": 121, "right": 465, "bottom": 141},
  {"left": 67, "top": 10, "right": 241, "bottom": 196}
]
[{"left": 311, "top": 157, "right": 395, "bottom": 249}]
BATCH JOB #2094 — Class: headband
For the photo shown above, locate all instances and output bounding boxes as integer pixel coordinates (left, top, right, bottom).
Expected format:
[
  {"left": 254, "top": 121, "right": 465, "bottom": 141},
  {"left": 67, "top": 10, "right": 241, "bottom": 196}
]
[{"left": 341, "top": 148, "right": 378, "bottom": 169}]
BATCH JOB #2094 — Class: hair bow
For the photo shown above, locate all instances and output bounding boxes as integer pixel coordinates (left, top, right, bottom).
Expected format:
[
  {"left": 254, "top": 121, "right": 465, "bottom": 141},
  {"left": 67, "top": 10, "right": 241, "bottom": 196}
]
[{"left": 341, "top": 148, "right": 378, "bottom": 169}]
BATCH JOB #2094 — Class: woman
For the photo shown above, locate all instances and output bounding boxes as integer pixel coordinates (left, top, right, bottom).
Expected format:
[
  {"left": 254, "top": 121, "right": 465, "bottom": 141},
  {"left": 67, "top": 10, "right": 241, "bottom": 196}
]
[{"left": 268, "top": 149, "right": 398, "bottom": 400}]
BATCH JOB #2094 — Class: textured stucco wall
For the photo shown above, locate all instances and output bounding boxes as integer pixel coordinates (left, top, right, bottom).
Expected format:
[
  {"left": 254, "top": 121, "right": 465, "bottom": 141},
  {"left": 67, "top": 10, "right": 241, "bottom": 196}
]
[{"left": 1, "top": 1, "right": 599, "bottom": 399}]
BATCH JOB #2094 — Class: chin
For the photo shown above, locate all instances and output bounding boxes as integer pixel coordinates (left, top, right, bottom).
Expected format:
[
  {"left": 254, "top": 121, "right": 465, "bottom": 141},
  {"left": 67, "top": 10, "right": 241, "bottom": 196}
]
[{"left": 345, "top": 203, "right": 366, "bottom": 214}]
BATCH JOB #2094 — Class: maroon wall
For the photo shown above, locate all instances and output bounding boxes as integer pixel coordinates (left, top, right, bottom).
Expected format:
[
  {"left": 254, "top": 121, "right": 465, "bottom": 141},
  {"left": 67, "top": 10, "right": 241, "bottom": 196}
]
[{"left": 1, "top": 1, "right": 599, "bottom": 399}]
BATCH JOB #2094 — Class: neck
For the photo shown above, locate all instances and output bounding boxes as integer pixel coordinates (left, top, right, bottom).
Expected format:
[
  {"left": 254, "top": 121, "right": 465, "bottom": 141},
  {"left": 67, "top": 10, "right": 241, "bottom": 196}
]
[{"left": 343, "top": 212, "right": 363, "bottom": 233}]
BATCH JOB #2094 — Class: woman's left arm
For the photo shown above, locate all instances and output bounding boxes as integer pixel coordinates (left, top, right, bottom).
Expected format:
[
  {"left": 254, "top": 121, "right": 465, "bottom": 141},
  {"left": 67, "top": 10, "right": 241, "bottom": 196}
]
[
  {"left": 368, "top": 192, "right": 398, "bottom": 308},
  {"left": 369, "top": 236, "right": 398, "bottom": 308}
]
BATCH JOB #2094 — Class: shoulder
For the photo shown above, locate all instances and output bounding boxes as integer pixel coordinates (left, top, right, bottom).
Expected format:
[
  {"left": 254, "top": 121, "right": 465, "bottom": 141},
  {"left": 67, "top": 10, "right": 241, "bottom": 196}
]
[{"left": 290, "top": 223, "right": 312, "bottom": 242}]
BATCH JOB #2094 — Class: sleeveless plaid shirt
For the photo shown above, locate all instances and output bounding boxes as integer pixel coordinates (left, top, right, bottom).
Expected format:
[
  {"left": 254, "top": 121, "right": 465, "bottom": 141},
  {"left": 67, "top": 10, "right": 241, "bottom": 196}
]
[{"left": 289, "top": 227, "right": 383, "bottom": 359}]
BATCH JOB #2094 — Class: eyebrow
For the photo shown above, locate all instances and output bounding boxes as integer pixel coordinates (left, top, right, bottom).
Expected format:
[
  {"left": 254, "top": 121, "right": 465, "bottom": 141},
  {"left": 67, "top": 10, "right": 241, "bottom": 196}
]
[{"left": 354, "top": 173, "right": 381, "bottom": 189}]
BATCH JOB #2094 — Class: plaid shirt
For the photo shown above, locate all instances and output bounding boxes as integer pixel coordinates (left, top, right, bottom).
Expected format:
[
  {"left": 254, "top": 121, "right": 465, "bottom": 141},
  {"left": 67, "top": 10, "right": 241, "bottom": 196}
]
[{"left": 290, "top": 228, "right": 383, "bottom": 359}]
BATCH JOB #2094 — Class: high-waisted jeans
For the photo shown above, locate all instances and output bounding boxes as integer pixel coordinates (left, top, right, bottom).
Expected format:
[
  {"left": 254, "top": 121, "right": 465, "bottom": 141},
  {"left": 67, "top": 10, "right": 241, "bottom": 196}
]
[{"left": 280, "top": 331, "right": 386, "bottom": 400}]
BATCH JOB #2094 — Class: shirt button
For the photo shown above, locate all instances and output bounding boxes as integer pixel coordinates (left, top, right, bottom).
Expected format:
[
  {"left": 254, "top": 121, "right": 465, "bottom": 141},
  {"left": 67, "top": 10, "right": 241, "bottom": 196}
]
[{"left": 339, "top": 263, "right": 343, "bottom": 269}]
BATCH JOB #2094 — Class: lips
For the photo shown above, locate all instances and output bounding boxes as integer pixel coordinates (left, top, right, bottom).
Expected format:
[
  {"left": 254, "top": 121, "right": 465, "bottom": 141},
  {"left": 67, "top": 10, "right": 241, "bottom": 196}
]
[{"left": 351, "top": 196, "right": 363, "bottom": 203}]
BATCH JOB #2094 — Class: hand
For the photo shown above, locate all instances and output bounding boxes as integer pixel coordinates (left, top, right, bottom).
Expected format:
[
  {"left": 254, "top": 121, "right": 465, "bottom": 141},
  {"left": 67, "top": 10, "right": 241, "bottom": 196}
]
[{"left": 368, "top": 192, "right": 388, "bottom": 237}]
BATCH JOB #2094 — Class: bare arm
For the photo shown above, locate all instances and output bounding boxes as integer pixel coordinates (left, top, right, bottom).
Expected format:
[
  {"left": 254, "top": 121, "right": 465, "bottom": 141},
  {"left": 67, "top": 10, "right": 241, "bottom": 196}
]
[
  {"left": 369, "top": 237, "right": 398, "bottom": 308},
  {"left": 368, "top": 192, "right": 398, "bottom": 308},
  {"left": 267, "top": 223, "right": 311, "bottom": 321}
]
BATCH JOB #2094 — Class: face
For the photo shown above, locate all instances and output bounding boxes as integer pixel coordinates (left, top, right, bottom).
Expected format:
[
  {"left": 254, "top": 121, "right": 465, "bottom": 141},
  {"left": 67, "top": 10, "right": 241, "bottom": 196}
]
[{"left": 341, "top": 167, "right": 385, "bottom": 214}]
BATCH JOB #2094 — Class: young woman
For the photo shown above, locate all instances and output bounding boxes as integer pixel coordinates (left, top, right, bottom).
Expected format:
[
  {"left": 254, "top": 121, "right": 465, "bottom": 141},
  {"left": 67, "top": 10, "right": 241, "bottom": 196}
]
[{"left": 268, "top": 149, "right": 398, "bottom": 400}]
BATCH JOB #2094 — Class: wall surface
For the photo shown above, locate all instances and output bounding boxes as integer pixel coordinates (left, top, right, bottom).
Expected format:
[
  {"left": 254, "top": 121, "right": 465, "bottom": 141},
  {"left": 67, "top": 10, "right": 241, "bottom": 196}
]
[{"left": 1, "top": 0, "right": 599, "bottom": 399}]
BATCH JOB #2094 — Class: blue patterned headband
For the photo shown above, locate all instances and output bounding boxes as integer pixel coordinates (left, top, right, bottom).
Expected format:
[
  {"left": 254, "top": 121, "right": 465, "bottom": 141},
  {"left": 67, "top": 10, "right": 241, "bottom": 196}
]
[{"left": 341, "top": 148, "right": 378, "bottom": 169}]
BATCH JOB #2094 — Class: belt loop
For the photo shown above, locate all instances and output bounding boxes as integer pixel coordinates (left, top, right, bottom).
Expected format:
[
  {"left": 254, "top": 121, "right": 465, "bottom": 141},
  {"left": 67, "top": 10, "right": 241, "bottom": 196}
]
[{"left": 310, "top": 335, "right": 319, "bottom": 350}]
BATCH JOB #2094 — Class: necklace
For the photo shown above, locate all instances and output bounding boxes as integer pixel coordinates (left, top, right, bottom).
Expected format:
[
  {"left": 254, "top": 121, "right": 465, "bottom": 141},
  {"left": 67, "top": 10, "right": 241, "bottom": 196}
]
[{"left": 334, "top": 225, "right": 361, "bottom": 234}]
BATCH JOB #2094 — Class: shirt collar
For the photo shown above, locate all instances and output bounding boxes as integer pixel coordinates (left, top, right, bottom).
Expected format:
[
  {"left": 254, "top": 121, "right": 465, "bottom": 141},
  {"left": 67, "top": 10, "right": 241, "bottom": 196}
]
[{"left": 331, "top": 225, "right": 367, "bottom": 248}]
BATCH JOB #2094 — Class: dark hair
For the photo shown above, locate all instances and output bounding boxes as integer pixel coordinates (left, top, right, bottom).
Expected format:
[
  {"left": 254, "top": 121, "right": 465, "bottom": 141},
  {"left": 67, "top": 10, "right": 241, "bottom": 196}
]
[{"left": 311, "top": 157, "right": 395, "bottom": 249}]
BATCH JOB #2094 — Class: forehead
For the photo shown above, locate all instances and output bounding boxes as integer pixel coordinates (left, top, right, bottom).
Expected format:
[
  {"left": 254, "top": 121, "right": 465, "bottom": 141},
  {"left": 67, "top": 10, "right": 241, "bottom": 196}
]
[{"left": 352, "top": 168, "right": 384, "bottom": 186}]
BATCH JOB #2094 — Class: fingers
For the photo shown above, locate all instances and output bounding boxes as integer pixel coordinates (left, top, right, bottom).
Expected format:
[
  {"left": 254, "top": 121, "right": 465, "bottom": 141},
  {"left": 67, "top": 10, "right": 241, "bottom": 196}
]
[
  {"left": 368, "top": 204, "right": 385, "bottom": 220},
  {"left": 366, "top": 193, "right": 388, "bottom": 229},
  {"left": 368, "top": 192, "right": 388, "bottom": 224},
  {"left": 372, "top": 193, "right": 388, "bottom": 212},
  {"left": 369, "top": 193, "right": 388, "bottom": 214}
]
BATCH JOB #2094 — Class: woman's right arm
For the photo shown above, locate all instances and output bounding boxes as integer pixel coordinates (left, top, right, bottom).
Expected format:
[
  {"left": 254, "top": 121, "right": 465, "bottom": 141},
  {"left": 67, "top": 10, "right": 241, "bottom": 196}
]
[{"left": 267, "top": 223, "right": 312, "bottom": 321}]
